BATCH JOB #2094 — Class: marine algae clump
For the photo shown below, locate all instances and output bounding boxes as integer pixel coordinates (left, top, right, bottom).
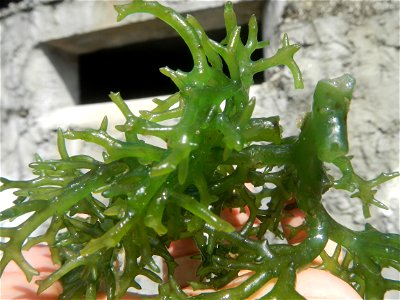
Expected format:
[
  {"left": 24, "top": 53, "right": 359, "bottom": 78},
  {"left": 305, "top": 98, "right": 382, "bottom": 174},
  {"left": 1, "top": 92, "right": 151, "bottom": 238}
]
[{"left": 1, "top": 1, "right": 399, "bottom": 299}]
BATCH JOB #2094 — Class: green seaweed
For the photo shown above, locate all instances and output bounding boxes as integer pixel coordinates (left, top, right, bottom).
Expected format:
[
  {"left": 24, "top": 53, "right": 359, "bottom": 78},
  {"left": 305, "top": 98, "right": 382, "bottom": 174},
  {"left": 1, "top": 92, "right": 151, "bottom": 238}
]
[{"left": 0, "top": 1, "right": 398, "bottom": 299}]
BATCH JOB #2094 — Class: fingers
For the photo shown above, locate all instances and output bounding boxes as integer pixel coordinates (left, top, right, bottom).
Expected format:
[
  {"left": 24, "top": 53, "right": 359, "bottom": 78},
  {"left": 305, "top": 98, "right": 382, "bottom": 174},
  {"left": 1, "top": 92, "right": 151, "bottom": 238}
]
[
  {"left": 220, "top": 206, "right": 260, "bottom": 229},
  {"left": 167, "top": 238, "right": 201, "bottom": 287},
  {"left": 1, "top": 245, "right": 62, "bottom": 300},
  {"left": 168, "top": 238, "right": 198, "bottom": 258},
  {"left": 281, "top": 207, "right": 308, "bottom": 244},
  {"left": 296, "top": 269, "right": 361, "bottom": 300},
  {"left": 167, "top": 206, "right": 259, "bottom": 287},
  {"left": 1, "top": 245, "right": 144, "bottom": 300},
  {"left": 183, "top": 269, "right": 362, "bottom": 299},
  {"left": 170, "top": 201, "right": 357, "bottom": 299}
]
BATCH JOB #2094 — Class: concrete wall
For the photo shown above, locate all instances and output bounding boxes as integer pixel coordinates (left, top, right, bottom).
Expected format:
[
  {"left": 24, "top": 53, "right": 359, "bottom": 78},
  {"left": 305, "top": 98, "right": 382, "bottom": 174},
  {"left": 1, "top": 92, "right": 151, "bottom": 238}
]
[
  {"left": 1, "top": 0, "right": 399, "bottom": 239},
  {"left": 1, "top": 0, "right": 245, "bottom": 180},
  {"left": 259, "top": 0, "right": 399, "bottom": 234}
]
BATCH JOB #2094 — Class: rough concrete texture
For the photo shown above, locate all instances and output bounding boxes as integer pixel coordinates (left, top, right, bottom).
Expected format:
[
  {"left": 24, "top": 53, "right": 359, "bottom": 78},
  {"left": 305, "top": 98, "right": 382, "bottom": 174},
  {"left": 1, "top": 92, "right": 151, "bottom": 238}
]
[
  {"left": 256, "top": 1, "right": 400, "bottom": 295},
  {"left": 0, "top": 0, "right": 399, "bottom": 296},
  {"left": 0, "top": 0, "right": 259, "bottom": 180},
  {"left": 255, "top": 0, "right": 400, "bottom": 234}
]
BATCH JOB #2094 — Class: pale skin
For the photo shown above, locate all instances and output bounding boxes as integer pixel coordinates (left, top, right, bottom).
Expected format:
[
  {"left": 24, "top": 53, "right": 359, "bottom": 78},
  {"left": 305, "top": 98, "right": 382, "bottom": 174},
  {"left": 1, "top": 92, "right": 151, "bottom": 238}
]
[{"left": 1, "top": 209, "right": 361, "bottom": 300}]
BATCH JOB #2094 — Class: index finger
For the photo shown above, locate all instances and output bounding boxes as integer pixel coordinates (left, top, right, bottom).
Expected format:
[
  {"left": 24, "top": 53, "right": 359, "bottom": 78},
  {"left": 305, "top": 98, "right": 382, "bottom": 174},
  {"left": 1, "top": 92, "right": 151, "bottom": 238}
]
[{"left": 1, "top": 245, "right": 62, "bottom": 299}]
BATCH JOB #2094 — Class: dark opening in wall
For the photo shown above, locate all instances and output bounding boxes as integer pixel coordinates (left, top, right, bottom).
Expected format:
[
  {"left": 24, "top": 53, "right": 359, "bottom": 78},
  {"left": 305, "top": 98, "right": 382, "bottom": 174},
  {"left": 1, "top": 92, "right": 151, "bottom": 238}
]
[
  {"left": 79, "top": 24, "right": 264, "bottom": 104},
  {"left": 0, "top": 0, "right": 23, "bottom": 10}
]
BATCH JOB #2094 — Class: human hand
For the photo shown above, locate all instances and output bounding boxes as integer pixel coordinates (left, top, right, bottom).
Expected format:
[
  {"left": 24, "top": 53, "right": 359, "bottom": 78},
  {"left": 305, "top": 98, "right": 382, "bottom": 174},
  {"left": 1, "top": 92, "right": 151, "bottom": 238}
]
[
  {"left": 1, "top": 207, "right": 361, "bottom": 299},
  {"left": 0, "top": 245, "right": 138, "bottom": 300},
  {"left": 1, "top": 246, "right": 62, "bottom": 300},
  {"left": 177, "top": 206, "right": 361, "bottom": 299}
]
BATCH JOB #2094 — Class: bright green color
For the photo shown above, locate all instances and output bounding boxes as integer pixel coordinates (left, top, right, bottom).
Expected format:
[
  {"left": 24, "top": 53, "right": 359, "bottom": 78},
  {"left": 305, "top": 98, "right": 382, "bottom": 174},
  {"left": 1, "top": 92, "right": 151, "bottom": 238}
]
[{"left": 0, "top": 1, "right": 399, "bottom": 299}]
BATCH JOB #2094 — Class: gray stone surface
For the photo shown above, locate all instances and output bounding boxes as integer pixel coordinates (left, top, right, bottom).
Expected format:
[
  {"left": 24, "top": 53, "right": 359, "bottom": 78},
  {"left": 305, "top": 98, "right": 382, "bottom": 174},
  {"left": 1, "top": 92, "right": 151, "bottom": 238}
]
[
  {"left": 256, "top": 2, "right": 399, "bottom": 296},
  {"left": 0, "top": 0, "right": 262, "bottom": 179},
  {"left": 257, "top": 0, "right": 399, "bottom": 235}
]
